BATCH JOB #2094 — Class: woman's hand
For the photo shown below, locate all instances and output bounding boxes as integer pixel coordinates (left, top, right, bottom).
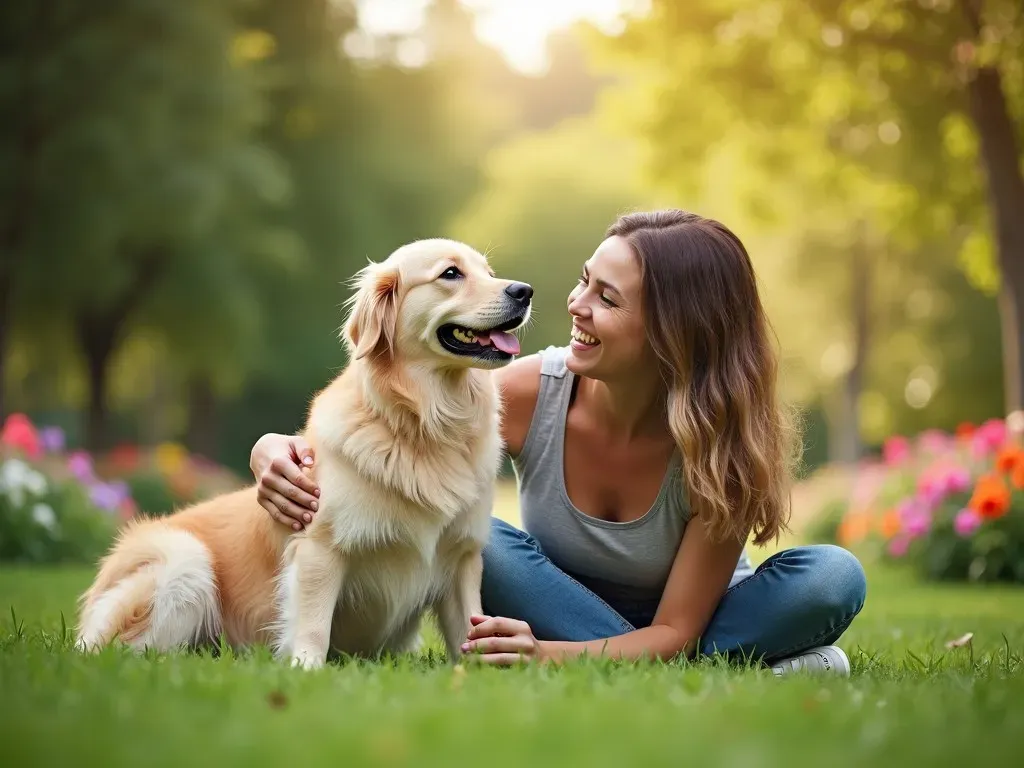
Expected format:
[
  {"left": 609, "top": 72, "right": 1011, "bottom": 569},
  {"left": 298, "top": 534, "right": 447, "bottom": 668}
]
[
  {"left": 461, "top": 615, "right": 541, "bottom": 665},
  {"left": 250, "top": 433, "right": 320, "bottom": 530}
]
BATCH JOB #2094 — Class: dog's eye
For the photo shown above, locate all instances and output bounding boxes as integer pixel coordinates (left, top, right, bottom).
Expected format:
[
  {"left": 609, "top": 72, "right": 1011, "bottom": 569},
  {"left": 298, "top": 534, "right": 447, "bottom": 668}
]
[{"left": 439, "top": 266, "right": 463, "bottom": 280}]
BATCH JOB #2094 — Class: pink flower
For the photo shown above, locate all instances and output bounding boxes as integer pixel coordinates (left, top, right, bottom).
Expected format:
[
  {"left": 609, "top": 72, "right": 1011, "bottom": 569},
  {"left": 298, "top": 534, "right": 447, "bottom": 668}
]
[
  {"left": 904, "top": 511, "right": 931, "bottom": 539},
  {"left": 888, "top": 535, "right": 911, "bottom": 557},
  {"left": 918, "top": 429, "right": 953, "bottom": 456},
  {"left": 883, "top": 436, "right": 911, "bottom": 466},
  {"left": 953, "top": 508, "right": 982, "bottom": 538},
  {"left": 970, "top": 418, "right": 1008, "bottom": 458},
  {"left": 67, "top": 451, "right": 95, "bottom": 483},
  {"left": 944, "top": 467, "right": 972, "bottom": 494}
]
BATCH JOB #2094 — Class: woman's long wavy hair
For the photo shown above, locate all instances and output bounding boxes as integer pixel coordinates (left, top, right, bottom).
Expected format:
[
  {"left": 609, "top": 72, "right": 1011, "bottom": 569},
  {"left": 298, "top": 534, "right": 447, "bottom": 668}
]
[{"left": 606, "top": 210, "right": 800, "bottom": 546}]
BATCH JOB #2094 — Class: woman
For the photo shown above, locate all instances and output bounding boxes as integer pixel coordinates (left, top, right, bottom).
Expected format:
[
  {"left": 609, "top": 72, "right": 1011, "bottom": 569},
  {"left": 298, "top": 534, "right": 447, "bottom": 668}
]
[{"left": 250, "top": 210, "right": 866, "bottom": 674}]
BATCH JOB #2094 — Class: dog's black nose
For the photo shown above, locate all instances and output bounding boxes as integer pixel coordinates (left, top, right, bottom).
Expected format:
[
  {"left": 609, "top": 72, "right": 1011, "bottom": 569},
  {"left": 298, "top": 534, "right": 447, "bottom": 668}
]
[{"left": 504, "top": 282, "right": 534, "bottom": 304}]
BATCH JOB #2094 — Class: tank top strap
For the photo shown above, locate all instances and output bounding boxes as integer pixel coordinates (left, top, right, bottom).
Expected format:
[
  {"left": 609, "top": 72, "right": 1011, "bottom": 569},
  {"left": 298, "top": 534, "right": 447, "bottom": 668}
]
[{"left": 512, "top": 345, "right": 574, "bottom": 480}]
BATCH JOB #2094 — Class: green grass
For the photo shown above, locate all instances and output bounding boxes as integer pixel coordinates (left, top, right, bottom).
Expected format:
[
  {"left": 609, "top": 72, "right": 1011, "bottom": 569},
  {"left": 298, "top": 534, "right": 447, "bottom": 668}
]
[{"left": 1, "top": 565, "right": 1023, "bottom": 767}]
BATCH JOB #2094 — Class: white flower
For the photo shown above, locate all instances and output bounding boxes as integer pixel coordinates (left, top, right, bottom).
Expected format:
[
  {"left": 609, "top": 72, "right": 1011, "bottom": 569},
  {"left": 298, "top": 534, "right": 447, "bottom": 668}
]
[
  {"left": 0, "top": 458, "right": 49, "bottom": 508},
  {"left": 31, "top": 503, "right": 57, "bottom": 531}
]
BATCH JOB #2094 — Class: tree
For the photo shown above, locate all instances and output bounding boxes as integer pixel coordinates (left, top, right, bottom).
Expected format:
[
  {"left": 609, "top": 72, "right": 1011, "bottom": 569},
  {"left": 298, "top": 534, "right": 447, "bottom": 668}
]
[
  {"left": 600, "top": 0, "right": 1022, "bottom": 419},
  {"left": 0, "top": 0, "right": 287, "bottom": 449}
]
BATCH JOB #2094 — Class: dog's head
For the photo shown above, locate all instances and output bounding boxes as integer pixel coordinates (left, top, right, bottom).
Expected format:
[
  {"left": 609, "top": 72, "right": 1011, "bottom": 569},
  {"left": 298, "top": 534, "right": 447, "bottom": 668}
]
[{"left": 343, "top": 239, "right": 532, "bottom": 370}]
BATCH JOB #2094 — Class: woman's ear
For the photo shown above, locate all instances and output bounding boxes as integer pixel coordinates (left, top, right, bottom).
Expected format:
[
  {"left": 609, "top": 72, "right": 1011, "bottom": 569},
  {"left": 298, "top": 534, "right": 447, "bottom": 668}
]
[{"left": 344, "top": 263, "right": 401, "bottom": 362}]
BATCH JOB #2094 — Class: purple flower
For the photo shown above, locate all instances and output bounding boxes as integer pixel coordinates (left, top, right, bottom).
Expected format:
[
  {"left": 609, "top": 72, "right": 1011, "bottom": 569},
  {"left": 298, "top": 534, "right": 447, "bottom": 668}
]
[
  {"left": 954, "top": 508, "right": 982, "bottom": 538},
  {"left": 67, "top": 451, "right": 95, "bottom": 483},
  {"left": 89, "top": 481, "right": 127, "bottom": 512},
  {"left": 39, "top": 426, "right": 66, "bottom": 454}
]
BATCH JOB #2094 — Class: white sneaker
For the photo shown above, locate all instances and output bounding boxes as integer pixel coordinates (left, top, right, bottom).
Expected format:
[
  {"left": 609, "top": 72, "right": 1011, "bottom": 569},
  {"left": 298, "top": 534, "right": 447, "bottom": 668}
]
[{"left": 770, "top": 645, "right": 850, "bottom": 677}]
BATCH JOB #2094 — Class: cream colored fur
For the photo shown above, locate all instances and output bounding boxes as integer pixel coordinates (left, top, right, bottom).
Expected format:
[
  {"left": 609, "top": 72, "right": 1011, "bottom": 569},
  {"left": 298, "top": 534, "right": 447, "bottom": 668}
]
[{"left": 76, "top": 239, "right": 528, "bottom": 668}]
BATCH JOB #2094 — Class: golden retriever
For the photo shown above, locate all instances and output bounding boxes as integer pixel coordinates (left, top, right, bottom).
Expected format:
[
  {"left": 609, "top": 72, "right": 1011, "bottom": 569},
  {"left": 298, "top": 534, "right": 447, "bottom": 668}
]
[{"left": 75, "top": 239, "right": 532, "bottom": 668}]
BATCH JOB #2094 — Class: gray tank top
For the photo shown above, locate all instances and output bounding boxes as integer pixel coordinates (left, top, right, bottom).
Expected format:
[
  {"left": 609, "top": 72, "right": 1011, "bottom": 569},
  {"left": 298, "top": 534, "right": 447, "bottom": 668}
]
[{"left": 513, "top": 346, "right": 755, "bottom": 604}]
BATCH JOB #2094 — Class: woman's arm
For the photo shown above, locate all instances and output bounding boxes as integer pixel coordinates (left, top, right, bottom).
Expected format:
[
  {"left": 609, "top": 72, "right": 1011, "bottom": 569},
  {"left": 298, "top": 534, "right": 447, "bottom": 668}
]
[
  {"left": 465, "top": 517, "right": 746, "bottom": 664},
  {"left": 250, "top": 433, "right": 321, "bottom": 530}
]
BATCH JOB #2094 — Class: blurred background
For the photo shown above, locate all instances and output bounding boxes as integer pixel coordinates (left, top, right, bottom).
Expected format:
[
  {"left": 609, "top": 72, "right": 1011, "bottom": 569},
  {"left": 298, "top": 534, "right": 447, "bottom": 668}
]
[{"left": 0, "top": 0, "right": 1021, "bottom": 525}]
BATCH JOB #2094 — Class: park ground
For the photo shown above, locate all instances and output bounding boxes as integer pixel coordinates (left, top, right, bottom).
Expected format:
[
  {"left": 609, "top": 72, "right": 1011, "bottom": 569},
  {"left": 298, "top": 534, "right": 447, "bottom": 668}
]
[{"left": 1, "top": 480, "right": 1022, "bottom": 767}]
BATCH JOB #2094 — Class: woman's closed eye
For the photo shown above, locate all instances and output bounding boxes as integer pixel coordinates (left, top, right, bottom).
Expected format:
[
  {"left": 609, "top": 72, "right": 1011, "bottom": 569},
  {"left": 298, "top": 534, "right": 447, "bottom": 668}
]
[{"left": 578, "top": 272, "right": 616, "bottom": 307}]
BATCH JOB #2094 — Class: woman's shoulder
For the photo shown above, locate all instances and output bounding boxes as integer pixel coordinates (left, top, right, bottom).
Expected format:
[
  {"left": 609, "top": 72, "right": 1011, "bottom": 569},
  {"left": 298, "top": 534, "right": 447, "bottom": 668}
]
[{"left": 496, "top": 346, "right": 568, "bottom": 458}]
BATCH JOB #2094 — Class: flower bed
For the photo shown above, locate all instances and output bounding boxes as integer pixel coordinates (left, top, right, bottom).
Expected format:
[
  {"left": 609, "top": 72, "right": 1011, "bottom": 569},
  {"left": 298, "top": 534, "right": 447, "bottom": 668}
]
[
  {"left": 1, "top": 413, "right": 244, "bottom": 564},
  {"left": 821, "top": 415, "right": 1024, "bottom": 583}
]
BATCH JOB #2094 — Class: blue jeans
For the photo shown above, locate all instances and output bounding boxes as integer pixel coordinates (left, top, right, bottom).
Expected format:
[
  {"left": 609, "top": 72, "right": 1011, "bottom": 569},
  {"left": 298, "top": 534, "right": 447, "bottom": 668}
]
[{"left": 481, "top": 518, "right": 867, "bottom": 664}]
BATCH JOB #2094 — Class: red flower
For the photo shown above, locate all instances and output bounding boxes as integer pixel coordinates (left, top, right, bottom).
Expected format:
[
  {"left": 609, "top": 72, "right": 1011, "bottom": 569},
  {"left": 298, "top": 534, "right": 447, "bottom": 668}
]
[{"left": 1, "top": 413, "right": 41, "bottom": 460}]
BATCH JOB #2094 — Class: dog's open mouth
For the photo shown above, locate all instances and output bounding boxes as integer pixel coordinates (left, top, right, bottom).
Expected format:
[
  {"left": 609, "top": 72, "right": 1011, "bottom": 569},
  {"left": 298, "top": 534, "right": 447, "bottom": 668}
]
[{"left": 437, "top": 316, "right": 523, "bottom": 360}]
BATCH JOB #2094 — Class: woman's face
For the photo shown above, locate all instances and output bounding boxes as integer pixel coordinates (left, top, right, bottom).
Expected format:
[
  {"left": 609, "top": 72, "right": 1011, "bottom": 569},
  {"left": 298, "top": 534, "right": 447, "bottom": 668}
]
[{"left": 565, "top": 236, "right": 652, "bottom": 380}]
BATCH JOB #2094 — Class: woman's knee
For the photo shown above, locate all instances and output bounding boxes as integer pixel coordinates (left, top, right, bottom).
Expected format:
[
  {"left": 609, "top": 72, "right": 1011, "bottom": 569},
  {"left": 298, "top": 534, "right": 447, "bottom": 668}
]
[{"left": 797, "top": 544, "right": 867, "bottom": 620}]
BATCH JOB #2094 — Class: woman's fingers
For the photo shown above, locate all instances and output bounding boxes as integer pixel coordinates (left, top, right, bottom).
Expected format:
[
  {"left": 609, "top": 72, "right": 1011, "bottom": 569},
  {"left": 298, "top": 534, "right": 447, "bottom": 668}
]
[
  {"left": 258, "top": 499, "right": 302, "bottom": 531},
  {"left": 467, "top": 616, "right": 530, "bottom": 641},
  {"left": 290, "top": 437, "right": 316, "bottom": 468},
  {"left": 269, "top": 456, "right": 320, "bottom": 504},
  {"left": 462, "top": 634, "right": 532, "bottom": 655},
  {"left": 263, "top": 489, "right": 312, "bottom": 526}
]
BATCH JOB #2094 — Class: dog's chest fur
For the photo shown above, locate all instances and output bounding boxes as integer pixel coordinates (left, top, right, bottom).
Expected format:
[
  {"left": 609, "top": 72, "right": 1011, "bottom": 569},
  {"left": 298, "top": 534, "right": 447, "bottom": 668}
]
[{"left": 301, "top": 366, "right": 501, "bottom": 651}]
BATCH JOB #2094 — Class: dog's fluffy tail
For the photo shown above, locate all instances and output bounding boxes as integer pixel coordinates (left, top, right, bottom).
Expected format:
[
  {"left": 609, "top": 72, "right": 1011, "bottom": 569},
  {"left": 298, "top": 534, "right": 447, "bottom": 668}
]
[{"left": 76, "top": 521, "right": 220, "bottom": 653}]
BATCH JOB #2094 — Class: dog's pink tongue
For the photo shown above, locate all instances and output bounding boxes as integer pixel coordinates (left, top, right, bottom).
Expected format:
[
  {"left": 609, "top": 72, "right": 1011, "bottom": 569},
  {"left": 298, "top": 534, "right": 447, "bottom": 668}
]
[{"left": 489, "top": 331, "right": 520, "bottom": 356}]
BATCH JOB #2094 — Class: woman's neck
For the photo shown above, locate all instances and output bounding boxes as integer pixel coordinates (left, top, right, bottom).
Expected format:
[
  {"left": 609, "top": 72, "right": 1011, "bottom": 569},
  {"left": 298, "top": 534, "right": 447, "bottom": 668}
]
[{"left": 576, "top": 369, "right": 670, "bottom": 444}]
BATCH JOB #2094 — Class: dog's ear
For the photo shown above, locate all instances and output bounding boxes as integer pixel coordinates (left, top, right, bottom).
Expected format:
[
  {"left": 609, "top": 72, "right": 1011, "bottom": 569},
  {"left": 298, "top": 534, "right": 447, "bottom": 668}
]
[{"left": 344, "top": 263, "right": 401, "bottom": 362}]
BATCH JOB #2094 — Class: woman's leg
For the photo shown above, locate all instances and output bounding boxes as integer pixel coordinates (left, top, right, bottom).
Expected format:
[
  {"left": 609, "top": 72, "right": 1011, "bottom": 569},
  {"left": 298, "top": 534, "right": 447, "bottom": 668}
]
[
  {"left": 699, "top": 545, "right": 867, "bottom": 664},
  {"left": 480, "top": 518, "right": 635, "bottom": 642}
]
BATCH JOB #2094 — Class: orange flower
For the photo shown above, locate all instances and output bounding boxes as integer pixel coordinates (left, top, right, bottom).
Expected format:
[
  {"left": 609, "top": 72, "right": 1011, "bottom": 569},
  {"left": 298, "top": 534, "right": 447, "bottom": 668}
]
[
  {"left": 1012, "top": 462, "right": 1024, "bottom": 491},
  {"left": 956, "top": 422, "right": 976, "bottom": 439},
  {"left": 995, "top": 444, "right": 1024, "bottom": 474},
  {"left": 838, "top": 512, "right": 870, "bottom": 545},
  {"left": 969, "top": 475, "right": 1011, "bottom": 520},
  {"left": 879, "top": 508, "right": 902, "bottom": 539}
]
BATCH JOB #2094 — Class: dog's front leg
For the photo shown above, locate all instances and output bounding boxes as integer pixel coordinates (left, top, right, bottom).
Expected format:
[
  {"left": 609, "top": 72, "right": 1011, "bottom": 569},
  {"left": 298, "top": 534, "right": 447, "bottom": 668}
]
[
  {"left": 278, "top": 536, "right": 345, "bottom": 670},
  {"left": 434, "top": 547, "right": 483, "bottom": 664}
]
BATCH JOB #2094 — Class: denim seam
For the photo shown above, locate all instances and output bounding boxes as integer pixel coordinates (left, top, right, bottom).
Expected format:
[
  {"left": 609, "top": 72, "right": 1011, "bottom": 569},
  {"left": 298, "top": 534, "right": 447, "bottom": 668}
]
[
  {"left": 718, "top": 553, "right": 784, "bottom": 600},
  {"left": 549, "top": 567, "right": 636, "bottom": 636},
  {"left": 503, "top": 524, "right": 635, "bottom": 637}
]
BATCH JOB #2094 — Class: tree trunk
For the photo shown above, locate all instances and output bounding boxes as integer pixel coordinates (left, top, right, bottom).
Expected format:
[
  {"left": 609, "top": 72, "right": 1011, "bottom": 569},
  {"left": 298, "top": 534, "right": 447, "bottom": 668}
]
[
  {"left": 964, "top": 63, "right": 1024, "bottom": 413},
  {"left": 835, "top": 232, "right": 871, "bottom": 465},
  {"left": 185, "top": 374, "right": 219, "bottom": 459},
  {"left": 839, "top": 234, "right": 872, "bottom": 462},
  {"left": 78, "top": 318, "right": 117, "bottom": 452},
  {"left": 75, "top": 246, "right": 168, "bottom": 451},
  {"left": 0, "top": 270, "right": 10, "bottom": 418}
]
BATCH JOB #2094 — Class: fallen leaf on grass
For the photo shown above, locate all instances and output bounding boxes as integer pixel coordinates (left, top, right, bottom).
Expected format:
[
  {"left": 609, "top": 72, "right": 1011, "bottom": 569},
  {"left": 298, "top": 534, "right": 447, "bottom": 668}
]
[
  {"left": 266, "top": 690, "right": 288, "bottom": 709},
  {"left": 945, "top": 632, "right": 974, "bottom": 649}
]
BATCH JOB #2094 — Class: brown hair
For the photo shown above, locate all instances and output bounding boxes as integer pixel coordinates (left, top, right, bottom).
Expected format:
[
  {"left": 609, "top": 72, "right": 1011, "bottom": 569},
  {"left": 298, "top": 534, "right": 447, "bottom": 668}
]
[{"left": 606, "top": 210, "right": 799, "bottom": 545}]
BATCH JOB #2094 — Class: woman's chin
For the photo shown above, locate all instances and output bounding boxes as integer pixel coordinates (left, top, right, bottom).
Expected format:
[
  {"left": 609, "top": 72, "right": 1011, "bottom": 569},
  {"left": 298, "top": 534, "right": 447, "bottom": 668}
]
[{"left": 566, "top": 345, "right": 599, "bottom": 373}]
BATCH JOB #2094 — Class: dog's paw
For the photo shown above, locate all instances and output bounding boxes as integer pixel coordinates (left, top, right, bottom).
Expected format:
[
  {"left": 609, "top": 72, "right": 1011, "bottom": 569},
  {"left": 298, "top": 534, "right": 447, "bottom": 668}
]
[{"left": 290, "top": 650, "right": 325, "bottom": 670}]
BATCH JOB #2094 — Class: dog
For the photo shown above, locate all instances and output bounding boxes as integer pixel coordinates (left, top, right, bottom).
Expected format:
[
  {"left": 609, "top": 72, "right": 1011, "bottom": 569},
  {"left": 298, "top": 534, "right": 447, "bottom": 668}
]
[{"left": 75, "top": 239, "right": 532, "bottom": 668}]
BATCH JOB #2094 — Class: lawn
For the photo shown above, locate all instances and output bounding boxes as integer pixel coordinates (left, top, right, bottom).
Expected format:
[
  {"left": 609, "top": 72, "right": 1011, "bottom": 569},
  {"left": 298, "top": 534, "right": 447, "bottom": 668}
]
[{"left": 1, "top": 486, "right": 1022, "bottom": 767}]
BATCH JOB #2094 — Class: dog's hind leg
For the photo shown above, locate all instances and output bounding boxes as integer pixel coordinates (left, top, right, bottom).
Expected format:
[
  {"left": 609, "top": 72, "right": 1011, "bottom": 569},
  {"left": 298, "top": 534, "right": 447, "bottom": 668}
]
[
  {"left": 274, "top": 535, "right": 345, "bottom": 670},
  {"left": 76, "top": 528, "right": 220, "bottom": 653}
]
